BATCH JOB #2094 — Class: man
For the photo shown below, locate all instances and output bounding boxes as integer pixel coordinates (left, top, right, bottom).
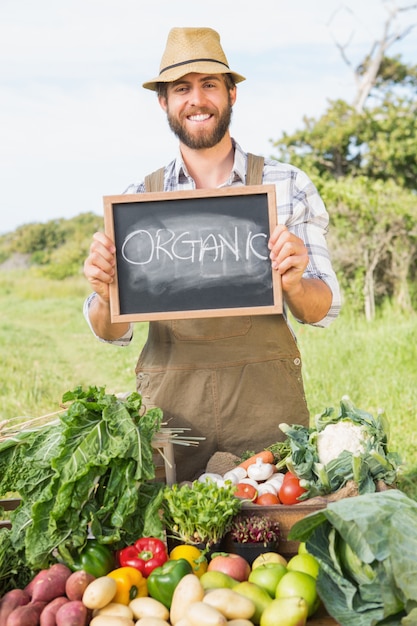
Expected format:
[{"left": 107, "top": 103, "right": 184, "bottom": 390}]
[{"left": 84, "top": 27, "right": 341, "bottom": 482}]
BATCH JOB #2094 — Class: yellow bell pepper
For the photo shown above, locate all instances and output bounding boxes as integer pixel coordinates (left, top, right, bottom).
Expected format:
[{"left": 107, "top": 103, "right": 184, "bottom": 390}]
[
  {"left": 107, "top": 566, "right": 148, "bottom": 604},
  {"left": 169, "top": 544, "right": 208, "bottom": 578}
]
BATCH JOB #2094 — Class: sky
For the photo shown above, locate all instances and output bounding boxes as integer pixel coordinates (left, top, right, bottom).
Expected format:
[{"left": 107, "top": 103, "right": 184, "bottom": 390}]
[{"left": 1, "top": 0, "right": 415, "bottom": 234}]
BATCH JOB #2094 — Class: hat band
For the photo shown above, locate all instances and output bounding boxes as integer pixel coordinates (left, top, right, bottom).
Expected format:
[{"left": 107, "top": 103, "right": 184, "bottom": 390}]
[{"left": 159, "top": 57, "right": 230, "bottom": 77}]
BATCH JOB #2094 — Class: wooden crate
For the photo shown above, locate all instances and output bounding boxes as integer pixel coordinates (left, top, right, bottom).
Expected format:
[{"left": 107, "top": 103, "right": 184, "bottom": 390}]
[
  {"left": 151, "top": 431, "right": 176, "bottom": 485},
  {"left": 0, "top": 498, "right": 20, "bottom": 529},
  {"left": 240, "top": 501, "right": 326, "bottom": 558}
]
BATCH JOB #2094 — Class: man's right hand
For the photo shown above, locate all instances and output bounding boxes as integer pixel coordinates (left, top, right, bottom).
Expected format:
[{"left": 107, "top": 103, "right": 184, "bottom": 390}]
[{"left": 83, "top": 232, "right": 116, "bottom": 303}]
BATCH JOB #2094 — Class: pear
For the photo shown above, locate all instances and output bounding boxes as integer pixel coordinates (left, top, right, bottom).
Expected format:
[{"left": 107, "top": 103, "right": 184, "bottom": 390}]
[{"left": 260, "top": 596, "right": 309, "bottom": 626}]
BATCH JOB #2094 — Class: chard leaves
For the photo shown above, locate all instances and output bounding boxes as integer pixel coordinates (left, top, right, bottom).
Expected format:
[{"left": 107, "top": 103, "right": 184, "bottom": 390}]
[{"left": 1, "top": 386, "right": 164, "bottom": 571}]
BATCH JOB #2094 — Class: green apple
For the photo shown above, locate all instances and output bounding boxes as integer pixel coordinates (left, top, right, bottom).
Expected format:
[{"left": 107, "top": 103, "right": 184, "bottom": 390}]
[
  {"left": 260, "top": 596, "right": 309, "bottom": 626},
  {"left": 248, "top": 563, "right": 287, "bottom": 598},
  {"left": 275, "top": 570, "right": 319, "bottom": 617},
  {"left": 252, "top": 551, "right": 287, "bottom": 569},
  {"left": 199, "top": 570, "right": 238, "bottom": 590},
  {"left": 286, "top": 553, "right": 320, "bottom": 579},
  {"left": 233, "top": 580, "right": 273, "bottom": 625}
]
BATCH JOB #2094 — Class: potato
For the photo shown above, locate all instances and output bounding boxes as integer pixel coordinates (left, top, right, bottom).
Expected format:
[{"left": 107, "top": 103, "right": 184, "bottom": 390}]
[
  {"left": 129, "top": 597, "right": 169, "bottom": 621},
  {"left": 5, "top": 601, "right": 46, "bottom": 626},
  {"left": 40, "top": 596, "right": 69, "bottom": 626},
  {"left": 65, "top": 570, "right": 96, "bottom": 601},
  {"left": 170, "top": 574, "right": 204, "bottom": 625},
  {"left": 185, "top": 602, "right": 227, "bottom": 626},
  {"left": 0, "top": 589, "right": 30, "bottom": 625},
  {"left": 24, "top": 569, "right": 47, "bottom": 599},
  {"left": 89, "top": 616, "right": 135, "bottom": 626},
  {"left": 82, "top": 577, "right": 117, "bottom": 610},
  {"left": 203, "top": 588, "right": 255, "bottom": 620},
  {"left": 136, "top": 617, "right": 171, "bottom": 626},
  {"left": 55, "top": 600, "right": 88, "bottom": 626},
  {"left": 92, "top": 603, "right": 133, "bottom": 619},
  {"left": 31, "top": 563, "right": 72, "bottom": 604}
]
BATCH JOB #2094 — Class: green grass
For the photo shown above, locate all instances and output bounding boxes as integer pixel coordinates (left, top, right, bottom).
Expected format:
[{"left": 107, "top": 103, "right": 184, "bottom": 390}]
[{"left": 1, "top": 271, "right": 416, "bottom": 498}]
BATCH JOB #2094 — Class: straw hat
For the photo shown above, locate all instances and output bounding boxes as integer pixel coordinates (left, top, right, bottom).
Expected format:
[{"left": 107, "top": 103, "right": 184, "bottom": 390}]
[{"left": 142, "top": 27, "right": 246, "bottom": 91}]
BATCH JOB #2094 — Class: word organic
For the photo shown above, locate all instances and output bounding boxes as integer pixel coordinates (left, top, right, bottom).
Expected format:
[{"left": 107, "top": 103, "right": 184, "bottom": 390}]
[{"left": 121, "top": 225, "right": 268, "bottom": 268}]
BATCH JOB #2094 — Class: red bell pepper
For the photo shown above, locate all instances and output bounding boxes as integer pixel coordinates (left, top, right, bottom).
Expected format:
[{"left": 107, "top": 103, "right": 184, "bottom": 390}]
[{"left": 117, "top": 537, "right": 168, "bottom": 577}]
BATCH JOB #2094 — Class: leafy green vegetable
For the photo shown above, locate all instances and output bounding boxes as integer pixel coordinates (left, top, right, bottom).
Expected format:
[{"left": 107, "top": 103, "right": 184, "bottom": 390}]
[
  {"left": 162, "top": 480, "right": 242, "bottom": 547},
  {"left": 0, "top": 528, "right": 34, "bottom": 596},
  {"left": 289, "top": 489, "right": 417, "bottom": 625},
  {"left": 0, "top": 386, "right": 165, "bottom": 576},
  {"left": 278, "top": 396, "right": 401, "bottom": 498}
]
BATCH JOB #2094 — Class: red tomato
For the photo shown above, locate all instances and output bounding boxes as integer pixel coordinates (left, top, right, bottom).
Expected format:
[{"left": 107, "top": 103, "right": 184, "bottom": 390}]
[
  {"left": 235, "top": 483, "right": 258, "bottom": 502},
  {"left": 283, "top": 471, "right": 298, "bottom": 483},
  {"left": 278, "top": 476, "right": 307, "bottom": 505},
  {"left": 255, "top": 493, "right": 281, "bottom": 506}
]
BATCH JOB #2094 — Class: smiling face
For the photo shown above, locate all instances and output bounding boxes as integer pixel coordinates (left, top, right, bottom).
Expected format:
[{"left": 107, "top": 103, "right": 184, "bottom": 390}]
[{"left": 159, "top": 73, "right": 236, "bottom": 150}]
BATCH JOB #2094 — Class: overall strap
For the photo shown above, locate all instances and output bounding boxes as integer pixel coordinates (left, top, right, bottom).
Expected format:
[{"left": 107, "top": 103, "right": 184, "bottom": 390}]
[
  {"left": 144, "top": 153, "right": 265, "bottom": 192},
  {"left": 144, "top": 167, "right": 165, "bottom": 192},
  {"left": 246, "top": 153, "right": 264, "bottom": 185}
]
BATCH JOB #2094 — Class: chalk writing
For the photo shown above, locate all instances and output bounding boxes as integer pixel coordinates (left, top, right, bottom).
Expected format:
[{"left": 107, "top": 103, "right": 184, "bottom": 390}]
[{"left": 121, "top": 226, "right": 267, "bottom": 266}]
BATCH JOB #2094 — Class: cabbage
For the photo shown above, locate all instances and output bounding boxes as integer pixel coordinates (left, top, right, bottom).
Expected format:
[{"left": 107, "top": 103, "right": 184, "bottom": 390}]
[{"left": 289, "top": 490, "right": 417, "bottom": 625}]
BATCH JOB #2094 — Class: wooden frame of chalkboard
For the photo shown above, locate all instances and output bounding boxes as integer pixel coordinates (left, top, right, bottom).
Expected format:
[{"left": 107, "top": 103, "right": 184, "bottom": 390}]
[{"left": 104, "top": 184, "right": 282, "bottom": 322}]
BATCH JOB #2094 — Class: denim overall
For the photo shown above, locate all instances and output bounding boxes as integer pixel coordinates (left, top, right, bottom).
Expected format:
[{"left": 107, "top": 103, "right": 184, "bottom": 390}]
[{"left": 137, "top": 155, "right": 309, "bottom": 482}]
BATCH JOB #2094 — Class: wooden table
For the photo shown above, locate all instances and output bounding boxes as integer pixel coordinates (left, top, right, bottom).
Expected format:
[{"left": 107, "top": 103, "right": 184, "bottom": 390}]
[{"left": 309, "top": 605, "right": 339, "bottom": 625}]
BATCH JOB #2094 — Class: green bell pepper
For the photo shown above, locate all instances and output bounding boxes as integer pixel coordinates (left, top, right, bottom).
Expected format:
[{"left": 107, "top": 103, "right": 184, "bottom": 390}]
[
  {"left": 66, "top": 538, "right": 116, "bottom": 578},
  {"left": 147, "top": 557, "right": 193, "bottom": 608}
]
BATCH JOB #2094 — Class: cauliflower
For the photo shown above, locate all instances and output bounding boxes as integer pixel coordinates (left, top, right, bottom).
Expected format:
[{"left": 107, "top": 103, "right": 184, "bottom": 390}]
[{"left": 316, "top": 420, "right": 368, "bottom": 465}]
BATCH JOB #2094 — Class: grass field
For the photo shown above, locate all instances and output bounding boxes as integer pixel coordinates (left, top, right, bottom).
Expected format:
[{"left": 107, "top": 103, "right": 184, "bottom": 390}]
[{"left": 1, "top": 270, "right": 416, "bottom": 498}]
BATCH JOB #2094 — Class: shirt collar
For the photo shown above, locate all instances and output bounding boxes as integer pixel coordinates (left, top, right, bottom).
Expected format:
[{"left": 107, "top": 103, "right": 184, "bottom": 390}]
[{"left": 174, "top": 138, "right": 247, "bottom": 186}]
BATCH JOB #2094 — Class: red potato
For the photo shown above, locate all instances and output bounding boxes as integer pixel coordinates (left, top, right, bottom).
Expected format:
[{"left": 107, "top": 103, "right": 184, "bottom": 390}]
[
  {"left": 0, "top": 589, "right": 31, "bottom": 626},
  {"left": 40, "top": 597, "right": 69, "bottom": 626},
  {"left": 5, "top": 600, "right": 46, "bottom": 626},
  {"left": 55, "top": 600, "right": 88, "bottom": 626},
  {"left": 25, "top": 571, "right": 48, "bottom": 599},
  {"left": 31, "top": 563, "right": 72, "bottom": 604},
  {"left": 65, "top": 571, "right": 96, "bottom": 602}
]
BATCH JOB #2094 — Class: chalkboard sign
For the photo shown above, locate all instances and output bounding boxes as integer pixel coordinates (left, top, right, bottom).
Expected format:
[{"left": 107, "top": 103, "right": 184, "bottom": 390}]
[{"left": 104, "top": 185, "right": 282, "bottom": 322}]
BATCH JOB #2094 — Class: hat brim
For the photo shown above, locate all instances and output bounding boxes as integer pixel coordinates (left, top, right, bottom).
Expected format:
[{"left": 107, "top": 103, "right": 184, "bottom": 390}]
[{"left": 143, "top": 61, "right": 246, "bottom": 91}]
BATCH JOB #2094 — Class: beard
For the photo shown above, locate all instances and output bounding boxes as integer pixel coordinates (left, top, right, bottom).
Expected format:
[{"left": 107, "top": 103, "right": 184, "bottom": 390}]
[{"left": 166, "top": 98, "right": 233, "bottom": 149}]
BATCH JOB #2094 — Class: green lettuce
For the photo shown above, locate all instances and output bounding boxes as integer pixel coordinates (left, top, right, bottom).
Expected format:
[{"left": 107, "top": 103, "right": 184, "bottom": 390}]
[{"left": 289, "top": 490, "right": 417, "bottom": 625}]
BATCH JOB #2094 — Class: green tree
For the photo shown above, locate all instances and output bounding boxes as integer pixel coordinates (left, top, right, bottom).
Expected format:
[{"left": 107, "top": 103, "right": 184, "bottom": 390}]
[
  {"left": 270, "top": 2, "right": 417, "bottom": 318},
  {"left": 321, "top": 177, "right": 417, "bottom": 319}
]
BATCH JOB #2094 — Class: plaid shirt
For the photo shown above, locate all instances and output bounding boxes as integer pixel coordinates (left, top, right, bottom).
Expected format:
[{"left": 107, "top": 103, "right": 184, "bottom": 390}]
[{"left": 85, "top": 140, "right": 341, "bottom": 345}]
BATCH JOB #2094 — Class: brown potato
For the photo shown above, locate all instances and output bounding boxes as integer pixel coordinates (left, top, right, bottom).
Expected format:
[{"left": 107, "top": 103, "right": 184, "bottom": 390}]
[
  {"left": 40, "top": 597, "right": 69, "bottom": 626},
  {"left": 65, "top": 571, "right": 96, "bottom": 601},
  {"left": 55, "top": 600, "right": 88, "bottom": 626},
  {"left": 31, "top": 563, "right": 72, "bottom": 604}
]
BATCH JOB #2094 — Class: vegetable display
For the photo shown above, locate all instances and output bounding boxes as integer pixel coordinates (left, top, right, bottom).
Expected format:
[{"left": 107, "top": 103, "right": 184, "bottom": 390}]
[
  {"left": 0, "top": 386, "right": 165, "bottom": 593},
  {"left": 289, "top": 489, "right": 417, "bottom": 625},
  {"left": 276, "top": 395, "right": 401, "bottom": 499}
]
